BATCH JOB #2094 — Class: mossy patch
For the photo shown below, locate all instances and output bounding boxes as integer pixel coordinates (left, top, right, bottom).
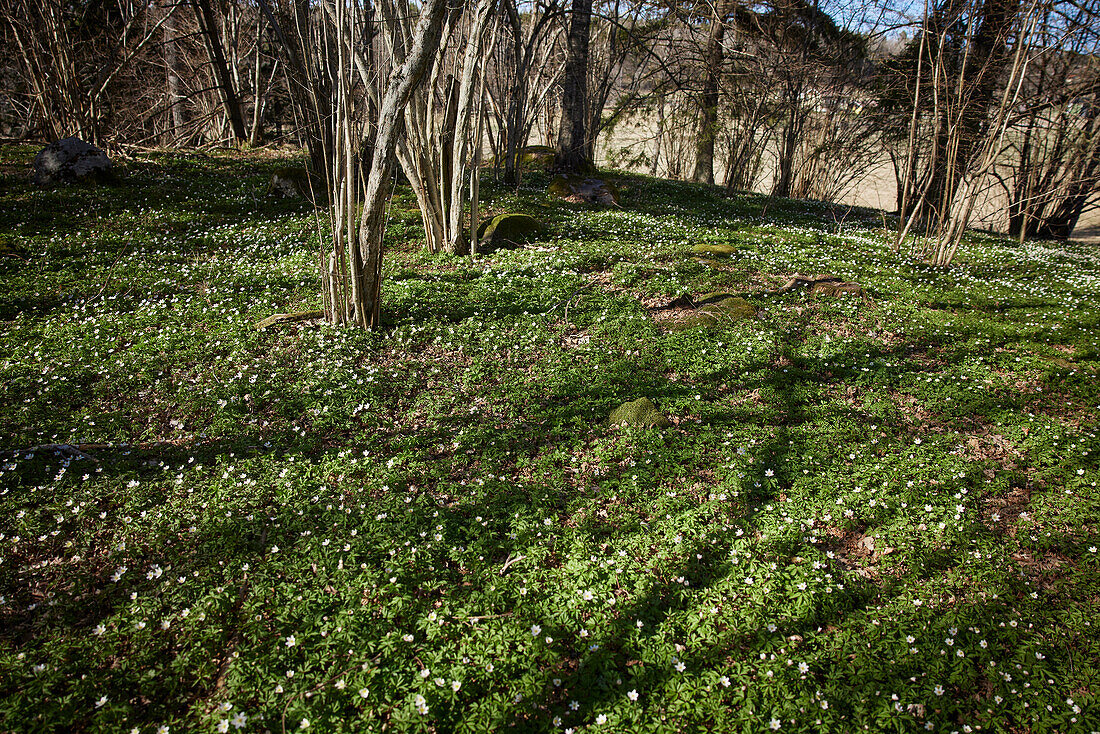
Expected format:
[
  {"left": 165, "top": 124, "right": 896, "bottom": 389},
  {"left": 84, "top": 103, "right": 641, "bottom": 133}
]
[
  {"left": 518, "top": 145, "right": 555, "bottom": 170},
  {"left": 521, "top": 145, "right": 553, "bottom": 160},
  {"left": 476, "top": 213, "right": 542, "bottom": 254},
  {"left": 664, "top": 294, "right": 757, "bottom": 330},
  {"left": 491, "top": 145, "right": 555, "bottom": 171},
  {"left": 692, "top": 243, "right": 739, "bottom": 256},
  {"left": 608, "top": 397, "right": 672, "bottom": 428}
]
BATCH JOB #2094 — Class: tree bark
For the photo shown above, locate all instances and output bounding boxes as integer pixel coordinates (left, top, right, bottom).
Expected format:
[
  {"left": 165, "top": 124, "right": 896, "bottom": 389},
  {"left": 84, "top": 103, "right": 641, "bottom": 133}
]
[
  {"left": 555, "top": 0, "right": 593, "bottom": 173},
  {"left": 163, "top": 0, "right": 188, "bottom": 143},
  {"left": 501, "top": 0, "right": 526, "bottom": 185},
  {"left": 397, "top": 0, "right": 496, "bottom": 256},
  {"left": 908, "top": 0, "right": 1020, "bottom": 230},
  {"left": 355, "top": 0, "right": 449, "bottom": 329},
  {"left": 693, "top": 0, "right": 734, "bottom": 185},
  {"left": 191, "top": 0, "right": 249, "bottom": 143}
]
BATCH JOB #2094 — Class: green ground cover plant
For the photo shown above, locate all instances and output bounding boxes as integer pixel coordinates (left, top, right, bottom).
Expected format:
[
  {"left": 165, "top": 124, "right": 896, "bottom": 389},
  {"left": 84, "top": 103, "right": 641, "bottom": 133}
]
[{"left": 1, "top": 148, "right": 1097, "bottom": 733}]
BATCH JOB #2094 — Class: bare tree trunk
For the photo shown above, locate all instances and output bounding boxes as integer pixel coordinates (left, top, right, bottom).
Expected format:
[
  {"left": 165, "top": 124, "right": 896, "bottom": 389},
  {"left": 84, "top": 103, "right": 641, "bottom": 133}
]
[
  {"left": 7, "top": 0, "right": 171, "bottom": 145},
  {"left": 693, "top": 0, "right": 733, "bottom": 185},
  {"left": 929, "top": 2, "right": 1037, "bottom": 267},
  {"left": 494, "top": 0, "right": 562, "bottom": 186},
  {"left": 900, "top": 0, "right": 1021, "bottom": 234},
  {"left": 470, "top": 20, "right": 492, "bottom": 257},
  {"left": 258, "top": 0, "right": 336, "bottom": 187},
  {"left": 894, "top": 4, "right": 930, "bottom": 251},
  {"left": 1006, "top": 18, "right": 1100, "bottom": 242},
  {"left": 651, "top": 92, "right": 664, "bottom": 177},
  {"left": 248, "top": 12, "right": 267, "bottom": 147},
  {"left": 397, "top": 0, "right": 495, "bottom": 256},
  {"left": 355, "top": 0, "right": 449, "bottom": 329},
  {"left": 501, "top": 0, "right": 526, "bottom": 185},
  {"left": 555, "top": 0, "right": 592, "bottom": 173},
  {"left": 163, "top": 0, "right": 188, "bottom": 143},
  {"left": 191, "top": 0, "right": 248, "bottom": 143},
  {"left": 772, "top": 81, "right": 804, "bottom": 199}
]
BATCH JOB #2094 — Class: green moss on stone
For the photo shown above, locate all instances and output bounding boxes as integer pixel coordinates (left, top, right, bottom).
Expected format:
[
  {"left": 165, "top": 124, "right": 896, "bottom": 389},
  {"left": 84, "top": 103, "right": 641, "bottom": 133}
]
[
  {"left": 609, "top": 397, "right": 672, "bottom": 428},
  {"left": 490, "top": 145, "right": 555, "bottom": 171},
  {"left": 692, "top": 243, "right": 739, "bottom": 256},
  {"left": 668, "top": 295, "right": 756, "bottom": 330},
  {"left": 476, "top": 213, "right": 541, "bottom": 254},
  {"left": 519, "top": 145, "right": 554, "bottom": 169}
]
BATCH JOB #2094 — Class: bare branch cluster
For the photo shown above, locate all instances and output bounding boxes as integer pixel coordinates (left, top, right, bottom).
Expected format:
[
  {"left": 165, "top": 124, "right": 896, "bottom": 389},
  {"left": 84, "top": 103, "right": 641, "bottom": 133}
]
[{"left": 4, "top": 0, "right": 1097, "bottom": 316}]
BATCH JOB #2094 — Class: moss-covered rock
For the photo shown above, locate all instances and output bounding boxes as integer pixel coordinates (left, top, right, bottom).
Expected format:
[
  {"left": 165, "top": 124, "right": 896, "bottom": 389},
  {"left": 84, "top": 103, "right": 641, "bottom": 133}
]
[
  {"left": 696, "top": 296, "right": 756, "bottom": 323},
  {"left": 609, "top": 398, "right": 672, "bottom": 428},
  {"left": 692, "top": 243, "right": 738, "bottom": 256},
  {"left": 475, "top": 213, "right": 541, "bottom": 254},
  {"left": 548, "top": 174, "right": 619, "bottom": 206},
  {"left": 267, "top": 167, "right": 322, "bottom": 200},
  {"left": 695, "top": 291, "right": 742, "bottom": 305},
  {"left": 667, "top": 294, "right": 756, "bottom": 330}
]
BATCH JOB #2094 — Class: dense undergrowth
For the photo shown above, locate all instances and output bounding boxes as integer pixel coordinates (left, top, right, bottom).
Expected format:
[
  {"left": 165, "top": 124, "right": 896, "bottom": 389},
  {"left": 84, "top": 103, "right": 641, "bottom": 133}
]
[{"left": 1, "top": 147, "right": 1098, "bottom": 733}]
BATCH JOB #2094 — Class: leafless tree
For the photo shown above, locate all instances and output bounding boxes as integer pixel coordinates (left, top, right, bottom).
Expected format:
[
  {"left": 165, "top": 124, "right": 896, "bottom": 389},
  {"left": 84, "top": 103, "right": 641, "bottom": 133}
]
[
  {"left": 4, "top": 0, "right": 173, "bottom": 145},
  {"left": 488, "top": 0, "right": 563, "bottom": 185},
  {"left": 258, "top": 0, "right": 341, "bottom": 182},
  {"left": 888, "top": 0, "right": 1041, "bottom": 264},
  {"left": 161, "top": 0, "right": 190, "bottom": 143},
  {"left": 585, "top": 0, "right": 662, "bottom": 165},
  {"left": 929, "top": 10, "right": 1037, "bottom": 265},
  {"left": 692, "top": 0, "right": 735, "bottom": 185},
  {"left": 397, "top": 0, "right": 497, "bottom": 255},
  {"left": 190, "top": 0, "right": 249, "bottom": 143},
  {"left": 1002, "top": 0, "right": 1100, "bottom": 240},
  {"left": 890, "top": 0, "right": 1023, "bottom": 241},
  {"left": 349, "top": 0, "right": 450, "bottom": 327},
  {"left": 254, "top": 0, "right": 447, "bottom": 327}
]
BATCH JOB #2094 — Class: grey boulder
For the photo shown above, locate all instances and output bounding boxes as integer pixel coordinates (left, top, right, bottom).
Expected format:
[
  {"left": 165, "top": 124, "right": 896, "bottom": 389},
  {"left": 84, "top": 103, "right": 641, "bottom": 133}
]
[{"left": 33, "top": 137, "right": 114, "bottom": 185}]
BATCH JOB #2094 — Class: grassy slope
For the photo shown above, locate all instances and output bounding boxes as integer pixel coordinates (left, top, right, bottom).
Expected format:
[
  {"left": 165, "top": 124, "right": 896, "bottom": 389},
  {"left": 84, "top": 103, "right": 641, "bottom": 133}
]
[{"left": 0, "top": 149, "right": 1098, "bottom": 733}]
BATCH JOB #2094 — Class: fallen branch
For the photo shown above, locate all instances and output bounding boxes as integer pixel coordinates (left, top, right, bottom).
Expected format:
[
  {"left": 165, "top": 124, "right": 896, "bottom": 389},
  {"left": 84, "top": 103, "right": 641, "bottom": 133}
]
[
  {"left": 253, "top": 310, "right": 326, "bottom": 330},
  {"left": 87, "top": 241, "right": 131, "bottom": 304},
  {"left": 499, "top": 553, "right": 526, "bottom": 575}
]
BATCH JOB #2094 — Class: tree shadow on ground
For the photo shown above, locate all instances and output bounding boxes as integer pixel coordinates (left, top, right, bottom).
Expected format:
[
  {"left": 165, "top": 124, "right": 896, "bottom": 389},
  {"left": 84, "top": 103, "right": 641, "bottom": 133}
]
[{"left": 0, "top": 310, "right": 1072, "bottom": 731}]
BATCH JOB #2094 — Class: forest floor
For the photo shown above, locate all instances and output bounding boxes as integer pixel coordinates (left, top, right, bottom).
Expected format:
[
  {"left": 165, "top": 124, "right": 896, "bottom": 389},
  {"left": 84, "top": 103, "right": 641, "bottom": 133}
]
[{"left": 1, "top": 147, "right": 1098, "bottom": 733}]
